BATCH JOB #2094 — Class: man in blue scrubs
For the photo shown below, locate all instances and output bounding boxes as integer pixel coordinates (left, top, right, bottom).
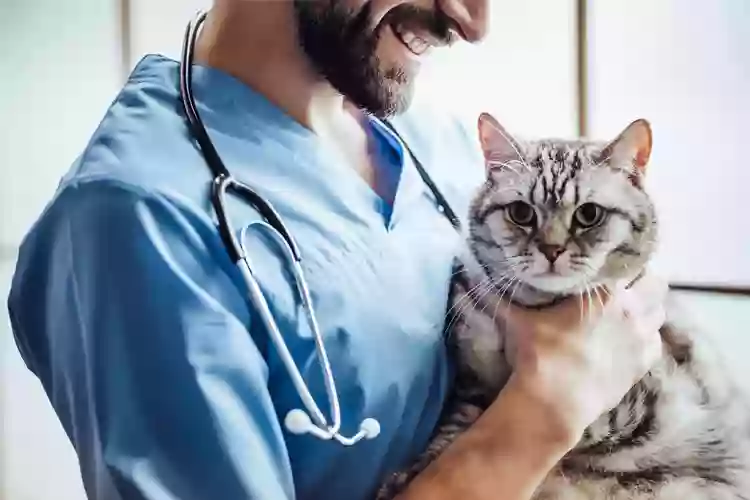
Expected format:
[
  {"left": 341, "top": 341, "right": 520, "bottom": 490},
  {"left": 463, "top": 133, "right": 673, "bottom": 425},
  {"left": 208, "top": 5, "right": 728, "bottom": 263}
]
[{"left": 8, "top": 1, "right": 667, "bottom": 499}]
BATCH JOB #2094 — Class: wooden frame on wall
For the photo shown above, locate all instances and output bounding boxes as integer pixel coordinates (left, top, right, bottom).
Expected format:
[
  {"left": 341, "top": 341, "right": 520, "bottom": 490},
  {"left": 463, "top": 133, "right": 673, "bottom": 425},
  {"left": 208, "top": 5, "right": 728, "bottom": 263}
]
[{"left": 119, "top": 0, "right": 133, "bottom": 83}]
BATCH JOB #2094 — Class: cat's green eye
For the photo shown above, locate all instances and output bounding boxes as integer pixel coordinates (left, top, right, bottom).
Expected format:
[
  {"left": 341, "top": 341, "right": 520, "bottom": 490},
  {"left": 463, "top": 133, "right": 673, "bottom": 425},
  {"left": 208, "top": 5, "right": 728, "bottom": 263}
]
[
  {"left": 506, "top": 201, "right": 536, "bottom": 227},
  {"left": 574, "top": 203, "right": 607, "bottom": 229}
]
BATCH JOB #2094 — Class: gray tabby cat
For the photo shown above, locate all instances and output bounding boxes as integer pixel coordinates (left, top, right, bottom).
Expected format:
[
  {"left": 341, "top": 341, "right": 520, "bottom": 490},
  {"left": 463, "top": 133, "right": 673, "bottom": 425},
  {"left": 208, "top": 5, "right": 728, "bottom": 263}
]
[{"left": 376, "top": 113, "right": 750, "bottom": 499}]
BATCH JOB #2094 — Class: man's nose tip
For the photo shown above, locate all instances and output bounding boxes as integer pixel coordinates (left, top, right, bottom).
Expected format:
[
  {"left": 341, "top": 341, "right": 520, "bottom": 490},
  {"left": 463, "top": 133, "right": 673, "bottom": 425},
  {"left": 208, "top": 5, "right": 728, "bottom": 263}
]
[{"left": 438, "top": 0, "right": 489, "bottom": 43}]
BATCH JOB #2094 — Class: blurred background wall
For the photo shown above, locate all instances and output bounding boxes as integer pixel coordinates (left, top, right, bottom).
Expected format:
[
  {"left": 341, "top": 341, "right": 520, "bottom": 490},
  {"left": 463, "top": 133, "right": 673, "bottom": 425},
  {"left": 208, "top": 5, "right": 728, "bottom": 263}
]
[{"left": 1, "top": 1, "right": 748, "bottom": 498}]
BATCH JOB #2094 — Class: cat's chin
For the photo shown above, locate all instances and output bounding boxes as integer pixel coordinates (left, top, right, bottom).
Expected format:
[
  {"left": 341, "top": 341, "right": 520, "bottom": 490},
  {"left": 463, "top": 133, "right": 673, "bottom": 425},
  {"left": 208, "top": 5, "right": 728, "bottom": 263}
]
[{"left": 522, "top": 273, "right": 591, "bottom": 295}]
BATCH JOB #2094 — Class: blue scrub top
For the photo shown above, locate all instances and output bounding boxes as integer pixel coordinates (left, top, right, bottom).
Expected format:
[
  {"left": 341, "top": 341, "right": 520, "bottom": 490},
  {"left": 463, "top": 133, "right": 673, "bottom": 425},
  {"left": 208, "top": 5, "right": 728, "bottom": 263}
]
[{"left": 8, "top": 55, "right": 485, "bottom": 500}]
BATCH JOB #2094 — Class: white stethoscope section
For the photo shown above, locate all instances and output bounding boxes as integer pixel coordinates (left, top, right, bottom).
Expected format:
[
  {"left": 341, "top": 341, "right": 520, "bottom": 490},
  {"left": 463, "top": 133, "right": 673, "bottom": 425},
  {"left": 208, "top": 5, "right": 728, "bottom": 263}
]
[{"left": 239, "top": 223, "right": 381, "bottom": 445}]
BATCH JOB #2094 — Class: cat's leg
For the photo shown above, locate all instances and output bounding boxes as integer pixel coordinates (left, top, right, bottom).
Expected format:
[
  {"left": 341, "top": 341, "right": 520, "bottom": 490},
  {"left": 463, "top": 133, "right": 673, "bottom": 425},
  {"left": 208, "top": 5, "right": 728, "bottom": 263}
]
[
  {"left": 656, "top": 478, "right": 750, "bottom": 500},
  {"left": 531, "top": 473, "right": 746, "bottom": 500}
]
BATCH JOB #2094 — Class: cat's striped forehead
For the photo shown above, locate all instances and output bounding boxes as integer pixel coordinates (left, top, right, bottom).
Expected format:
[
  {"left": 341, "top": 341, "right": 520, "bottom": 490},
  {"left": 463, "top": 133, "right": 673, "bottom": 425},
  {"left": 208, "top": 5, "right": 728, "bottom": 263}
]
[{"left": 516, "top": 139, "right": 607, "bottom": 207}]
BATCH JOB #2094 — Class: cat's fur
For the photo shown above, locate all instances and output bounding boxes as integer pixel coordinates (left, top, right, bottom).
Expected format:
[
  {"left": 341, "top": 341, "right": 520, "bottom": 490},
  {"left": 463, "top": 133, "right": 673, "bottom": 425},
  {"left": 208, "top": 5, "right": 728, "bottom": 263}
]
[{"left": 375, "top": 114, "right": 750, "bottom": 499}]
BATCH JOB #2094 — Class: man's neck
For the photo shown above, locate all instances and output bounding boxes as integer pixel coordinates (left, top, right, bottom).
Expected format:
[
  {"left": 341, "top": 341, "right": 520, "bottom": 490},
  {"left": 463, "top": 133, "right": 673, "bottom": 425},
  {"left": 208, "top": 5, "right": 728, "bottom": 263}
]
[
  {"left": 194, "top": 3, "right": 365, "bottom": 139},
  {"left": 193, "top": 3, "right": 381, "bottom": 190}
]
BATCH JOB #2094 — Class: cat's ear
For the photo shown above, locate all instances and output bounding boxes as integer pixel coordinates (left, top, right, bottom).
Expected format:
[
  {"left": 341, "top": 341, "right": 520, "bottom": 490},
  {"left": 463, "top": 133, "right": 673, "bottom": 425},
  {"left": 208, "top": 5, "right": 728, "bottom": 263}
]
[
  {"left": 478, "top": 112, "right": 523, "bottom": 174},
  {"left": 600, "top": 119, "right": 653, "bottom": 185}
]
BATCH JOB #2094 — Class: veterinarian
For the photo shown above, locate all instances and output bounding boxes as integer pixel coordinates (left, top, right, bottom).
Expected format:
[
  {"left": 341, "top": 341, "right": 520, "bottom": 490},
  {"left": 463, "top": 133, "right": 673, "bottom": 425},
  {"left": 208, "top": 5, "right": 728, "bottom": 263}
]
[{"left": 7, "top": 1, "right": 667, "bottom": 499}]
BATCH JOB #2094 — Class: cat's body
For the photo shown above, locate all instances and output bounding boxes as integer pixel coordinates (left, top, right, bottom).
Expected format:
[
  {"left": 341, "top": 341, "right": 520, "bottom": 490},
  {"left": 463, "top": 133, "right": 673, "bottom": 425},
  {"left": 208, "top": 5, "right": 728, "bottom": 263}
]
[{"left": 375, "top": 116, "right": 750, "bottom": 499}]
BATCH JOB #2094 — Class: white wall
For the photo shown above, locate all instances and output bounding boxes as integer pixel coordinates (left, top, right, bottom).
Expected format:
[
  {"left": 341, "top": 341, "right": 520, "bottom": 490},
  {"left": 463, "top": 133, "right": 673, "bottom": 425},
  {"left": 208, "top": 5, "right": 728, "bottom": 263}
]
[
  {"left": 588, "top": 0, "right": 750, "bottom": 288},
  {"left": 417, "top": 0, "right": 578, "bottom": 138},
  {"left": 128, "top": 0, "right": 211, "bottom": 69},
  {"left": 0, "top": 0, "right": 123, "bottom": 249}
]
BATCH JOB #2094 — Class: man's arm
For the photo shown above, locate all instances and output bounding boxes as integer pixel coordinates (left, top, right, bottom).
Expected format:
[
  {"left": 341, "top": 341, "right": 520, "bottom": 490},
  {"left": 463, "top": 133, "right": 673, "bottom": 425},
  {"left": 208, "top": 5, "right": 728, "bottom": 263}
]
[
  {"left": 396, "top": 381, "right": 571, "bottom": 500},
  {"left": 8, "top": 180, "right": 295, "bottom": 500}
]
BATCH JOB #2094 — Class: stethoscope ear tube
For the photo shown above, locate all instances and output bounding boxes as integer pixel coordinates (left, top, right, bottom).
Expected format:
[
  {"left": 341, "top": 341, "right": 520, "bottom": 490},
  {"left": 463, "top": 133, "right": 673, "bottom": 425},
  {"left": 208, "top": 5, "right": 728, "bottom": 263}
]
[
  {"left": 180, "top": 11, "right": 229, "bottom": 179},
  {"left": 212, "top": 175, "right": 302, "bottom": 263}
]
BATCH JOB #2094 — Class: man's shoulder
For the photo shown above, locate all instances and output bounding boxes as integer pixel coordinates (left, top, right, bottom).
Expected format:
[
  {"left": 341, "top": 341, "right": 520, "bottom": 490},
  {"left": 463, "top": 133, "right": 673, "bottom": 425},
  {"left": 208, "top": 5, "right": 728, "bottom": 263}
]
[{"left": 56, "top": 55, "right": 213, "bottom": 215}]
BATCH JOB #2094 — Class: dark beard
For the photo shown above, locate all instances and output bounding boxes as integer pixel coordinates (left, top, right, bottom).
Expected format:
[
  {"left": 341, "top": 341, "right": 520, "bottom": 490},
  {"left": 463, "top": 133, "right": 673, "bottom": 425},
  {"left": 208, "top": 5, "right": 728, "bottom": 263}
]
[{"left": 293, "top": 1, "right": 451, "bottom": 117}]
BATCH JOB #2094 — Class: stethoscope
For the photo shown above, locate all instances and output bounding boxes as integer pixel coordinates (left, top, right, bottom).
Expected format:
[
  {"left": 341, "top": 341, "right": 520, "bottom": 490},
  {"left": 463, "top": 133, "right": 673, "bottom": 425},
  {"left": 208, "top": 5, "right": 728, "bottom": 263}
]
[{"left": 179, "top": 11, "right": 461, "bottom": 447}]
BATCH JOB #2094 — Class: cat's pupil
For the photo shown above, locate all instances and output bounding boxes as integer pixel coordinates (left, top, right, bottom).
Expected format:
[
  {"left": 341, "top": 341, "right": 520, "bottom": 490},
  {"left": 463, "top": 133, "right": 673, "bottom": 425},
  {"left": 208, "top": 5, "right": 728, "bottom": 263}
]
[{"left": 507, "top": 201, "right": 535, "bottom": 226}]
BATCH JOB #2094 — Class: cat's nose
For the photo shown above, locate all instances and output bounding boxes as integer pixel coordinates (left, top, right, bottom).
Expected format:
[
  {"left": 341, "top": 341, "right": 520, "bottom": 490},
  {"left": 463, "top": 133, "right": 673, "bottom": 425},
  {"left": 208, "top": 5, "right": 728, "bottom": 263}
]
[{"left": 539, "top": 244, "right": 565, "bottom": 263}]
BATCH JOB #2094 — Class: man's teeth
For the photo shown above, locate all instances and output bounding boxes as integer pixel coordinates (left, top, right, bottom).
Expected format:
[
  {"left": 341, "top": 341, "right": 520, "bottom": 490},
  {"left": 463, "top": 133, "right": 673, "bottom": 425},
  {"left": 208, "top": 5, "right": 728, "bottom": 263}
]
[{"left": 397, "top": 27, "right": 430, "bottom": 55}]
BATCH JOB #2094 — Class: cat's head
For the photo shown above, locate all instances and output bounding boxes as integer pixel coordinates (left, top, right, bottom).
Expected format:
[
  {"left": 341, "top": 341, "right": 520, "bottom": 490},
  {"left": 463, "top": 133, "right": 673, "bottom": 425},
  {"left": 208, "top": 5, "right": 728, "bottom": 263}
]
[{"left": 467, "top": 112, "right": 658, "bottom": 300}]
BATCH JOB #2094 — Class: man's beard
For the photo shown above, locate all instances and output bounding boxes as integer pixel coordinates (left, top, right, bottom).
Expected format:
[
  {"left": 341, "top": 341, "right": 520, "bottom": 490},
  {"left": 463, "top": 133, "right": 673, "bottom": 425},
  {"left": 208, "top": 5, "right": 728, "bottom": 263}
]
[{"left": 293, "top": 1, "right": 451, "bottom": 117}]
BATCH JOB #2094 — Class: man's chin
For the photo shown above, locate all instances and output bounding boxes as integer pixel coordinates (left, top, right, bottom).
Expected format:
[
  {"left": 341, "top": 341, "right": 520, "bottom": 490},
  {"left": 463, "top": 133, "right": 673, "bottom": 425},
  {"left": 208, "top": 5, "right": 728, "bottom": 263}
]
[{"left": 377, "top": 78, "right": 415, "bottom": 117}]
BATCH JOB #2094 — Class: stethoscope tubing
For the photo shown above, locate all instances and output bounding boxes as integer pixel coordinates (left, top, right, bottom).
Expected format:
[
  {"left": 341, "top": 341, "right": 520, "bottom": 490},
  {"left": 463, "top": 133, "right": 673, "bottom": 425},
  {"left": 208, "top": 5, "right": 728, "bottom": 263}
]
[{"left": 178, "top": 9, "right": 460, "bottom": 446}]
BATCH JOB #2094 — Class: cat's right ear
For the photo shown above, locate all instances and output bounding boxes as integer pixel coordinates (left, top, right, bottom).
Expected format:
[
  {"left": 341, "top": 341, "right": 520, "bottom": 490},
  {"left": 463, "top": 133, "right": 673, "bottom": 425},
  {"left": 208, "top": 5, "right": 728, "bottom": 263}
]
[{"left": 477, "top": 112, "right": 523, "bottom": 174}]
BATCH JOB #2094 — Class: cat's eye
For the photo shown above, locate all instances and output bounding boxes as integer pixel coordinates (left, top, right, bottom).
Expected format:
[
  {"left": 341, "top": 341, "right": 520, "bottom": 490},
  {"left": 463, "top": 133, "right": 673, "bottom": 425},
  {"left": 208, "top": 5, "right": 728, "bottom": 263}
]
[
  {"left": 506, "top": 201, "right": 536, "bottom": 227},
  {"left": 574, "top": 203, "right": 606, "bottom": 229}
]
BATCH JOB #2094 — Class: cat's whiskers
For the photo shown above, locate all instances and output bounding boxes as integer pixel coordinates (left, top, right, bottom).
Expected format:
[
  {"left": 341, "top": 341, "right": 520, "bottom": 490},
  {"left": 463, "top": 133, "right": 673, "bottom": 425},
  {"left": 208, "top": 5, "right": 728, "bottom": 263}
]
[
  {"left": 585, "top": 284, "right": 595, "bottom": 325},
  {"left": 576, "top": 278, "right": 593, "bottom": 325},
  {"left": 461, "top": 264, "right": 523, "bottom": 328},
  {"left": 446, "top": 278, "right": 505, "bottom": 337},
  {"left": 479, "top": 280, "right": 508, "bottom": 320},
  {"left": 445, "top": 272, "right": 512, "bottom": 335},
  {"left": 474, "top": 269, "right": 520, "bottom": 319},
  {"left": 443, "top": 275, "right": 493, "bottom": 333},
  {"left": 592, "top": 286, "right": 606, "bottom": 313},
  {"left": 487, "top": 274, "right": 518, "bottom": 324},
  {"left": 502, "top": 278, "right": 524, "bottom": 321},
  {"left": 578, "top": 287, "right": 584, "bottom": 325}
]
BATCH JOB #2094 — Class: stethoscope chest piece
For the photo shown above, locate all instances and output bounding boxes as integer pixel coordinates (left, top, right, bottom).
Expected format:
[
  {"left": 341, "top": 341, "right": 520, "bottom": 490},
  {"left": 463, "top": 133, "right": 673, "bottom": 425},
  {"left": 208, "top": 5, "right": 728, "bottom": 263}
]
[{"left": 285, "top": 409, "right": 381, "bottom": 446}]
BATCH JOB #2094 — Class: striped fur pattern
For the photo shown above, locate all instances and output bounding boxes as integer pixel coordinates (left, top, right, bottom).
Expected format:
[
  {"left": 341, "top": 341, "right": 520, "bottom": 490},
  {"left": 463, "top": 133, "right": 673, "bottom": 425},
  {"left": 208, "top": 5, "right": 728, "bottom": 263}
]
[{"left": 375, "top": 116, "right": 750, "bottom": 499}]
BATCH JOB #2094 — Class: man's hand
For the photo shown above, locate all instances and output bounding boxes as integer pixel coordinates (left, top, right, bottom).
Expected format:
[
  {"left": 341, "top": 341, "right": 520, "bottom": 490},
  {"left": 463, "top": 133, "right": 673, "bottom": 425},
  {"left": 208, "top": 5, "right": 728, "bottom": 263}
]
[
  {"left": 397, "top": 273, "right": 668, "bottom": 500},
  {"left": 500, "top": 273, "right": 668, "bottom": 447}
]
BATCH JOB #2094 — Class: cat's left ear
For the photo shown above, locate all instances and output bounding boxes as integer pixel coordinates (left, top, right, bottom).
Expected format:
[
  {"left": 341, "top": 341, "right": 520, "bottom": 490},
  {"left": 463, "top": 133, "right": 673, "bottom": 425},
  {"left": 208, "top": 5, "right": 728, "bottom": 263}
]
[
  {"left": 600, "top": 119, "right": 653, "bottom": 185},
  {"left": 477, "top": 112, "right": 523, "bottom": 175}
]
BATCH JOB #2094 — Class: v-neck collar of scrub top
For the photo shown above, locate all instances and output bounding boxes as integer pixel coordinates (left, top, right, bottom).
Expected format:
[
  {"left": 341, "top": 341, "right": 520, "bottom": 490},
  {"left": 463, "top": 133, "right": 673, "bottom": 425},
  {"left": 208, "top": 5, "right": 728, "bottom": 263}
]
[{"left": 181, "top": 59, "right": 430, "bottom": 234}]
